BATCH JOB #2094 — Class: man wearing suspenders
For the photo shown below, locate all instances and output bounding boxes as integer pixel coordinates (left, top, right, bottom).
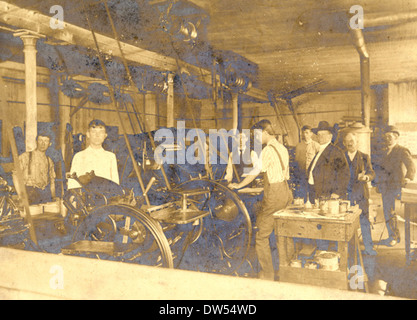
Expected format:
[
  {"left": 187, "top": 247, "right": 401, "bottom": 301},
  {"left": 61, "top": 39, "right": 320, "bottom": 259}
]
[
  {"left": 229, "top": 120, "right": 292, "bottom": 280},
  {"left": 19, "top": 132, "right": 56, "bottom": 204}
]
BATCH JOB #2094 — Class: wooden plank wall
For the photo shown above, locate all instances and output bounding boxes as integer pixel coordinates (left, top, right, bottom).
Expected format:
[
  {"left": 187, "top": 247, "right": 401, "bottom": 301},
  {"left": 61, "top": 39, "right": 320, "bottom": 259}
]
[{"left": 388, "top": 81, "right": 417, "bottom": 155}]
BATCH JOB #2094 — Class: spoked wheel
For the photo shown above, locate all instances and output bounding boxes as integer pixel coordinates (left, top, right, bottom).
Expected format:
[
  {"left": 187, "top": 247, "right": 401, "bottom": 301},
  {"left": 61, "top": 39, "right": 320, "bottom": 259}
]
[
  {"left": 0, "top": 195, "right": 30, "bottom": 248},
  {"left": 0, "top": 195, "right": 19, "bottom": 218},
  {"left": 70, "top": 204, "right": 173, "bottom": 268},
  {"left": 172, "top": 179, "right": 252, "bottom": 275}
]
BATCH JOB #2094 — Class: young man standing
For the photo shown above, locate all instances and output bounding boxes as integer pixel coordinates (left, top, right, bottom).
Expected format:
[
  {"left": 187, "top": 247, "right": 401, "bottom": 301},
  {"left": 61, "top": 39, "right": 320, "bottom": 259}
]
[
  {"left": 229, "top": 120, "right": 292, "bottom": 280},
  {"left": 68, "top": 119, "right": 119, "bottom": 189},
  {"left": 378, "top": 125, "right": 415, "bottom": 247},
  {"left": 294, "top": 125, "right": 320, "bottom": 202},
  {"left": 19, "top": 132, "right": 56, "bottom": 204}
]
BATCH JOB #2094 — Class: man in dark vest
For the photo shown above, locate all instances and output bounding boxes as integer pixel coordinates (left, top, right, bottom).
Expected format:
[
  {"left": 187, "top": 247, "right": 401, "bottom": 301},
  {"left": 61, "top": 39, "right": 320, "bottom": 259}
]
[
  {"left": 19, "top": 132, "right": 56, "bottom": 204},
  {"left": 343, "top": 132, "right": 376, "bottom": 255},
  {"left": 225, "top": 132, "right": 259, "bottom": 184}
]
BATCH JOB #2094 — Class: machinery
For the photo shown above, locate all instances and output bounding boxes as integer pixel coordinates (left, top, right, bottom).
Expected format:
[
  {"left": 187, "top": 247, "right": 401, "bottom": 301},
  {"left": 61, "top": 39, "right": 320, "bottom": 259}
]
[{"left": 58, "top": 143, "right": 253, "bottom": 275}]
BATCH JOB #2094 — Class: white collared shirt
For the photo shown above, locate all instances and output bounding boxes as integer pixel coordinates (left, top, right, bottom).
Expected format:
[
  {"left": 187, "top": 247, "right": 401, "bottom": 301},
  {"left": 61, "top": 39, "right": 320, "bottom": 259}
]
[
  {"left": 308, "top": 141, "right": 331, "bottom": 185},
  {"left": 347, "top": 150, "right": 358, "bottom": 162},
  {"left": 252, "top": 139, "right": 289, "bottom": 183},
  {"left": 68, "top": 146, "right": 119, "bottom": 189}
]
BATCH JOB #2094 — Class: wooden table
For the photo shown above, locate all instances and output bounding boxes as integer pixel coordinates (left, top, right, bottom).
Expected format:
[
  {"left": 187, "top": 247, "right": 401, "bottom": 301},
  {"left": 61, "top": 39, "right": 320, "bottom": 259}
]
[
  {"left": 273, "top": 205, "right": 367, "bottom": 291},
  {"left": 401, "top": 183, "right": 417, "bottom": 265}
]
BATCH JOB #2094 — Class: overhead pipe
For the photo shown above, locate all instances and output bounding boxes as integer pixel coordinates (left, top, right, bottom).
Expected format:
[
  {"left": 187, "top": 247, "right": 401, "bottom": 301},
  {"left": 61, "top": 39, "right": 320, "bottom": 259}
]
[
  {"left": 350, "top": 9, "right": 417, "bottom": 129},
  {"left": 350, "top": 28, "right": 371, "bottom": 128},
  {"left": 364, "top": 10, "right": 417, "bottom": 28}
]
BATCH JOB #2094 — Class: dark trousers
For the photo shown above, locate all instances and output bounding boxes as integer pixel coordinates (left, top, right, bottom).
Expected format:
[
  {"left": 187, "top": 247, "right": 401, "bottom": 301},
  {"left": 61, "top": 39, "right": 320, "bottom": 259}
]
[
  {"left": 351, "top": 197, "right": 374, "bottom": 250},
  {"left": 26, "top": 185, "right": 52, "bottom": 205},
  {"left": 298, "top": 173, "right": 309, "bottom": 203},
  {"left": 381, "top": 190, "right": 400, "bottom": 240}
]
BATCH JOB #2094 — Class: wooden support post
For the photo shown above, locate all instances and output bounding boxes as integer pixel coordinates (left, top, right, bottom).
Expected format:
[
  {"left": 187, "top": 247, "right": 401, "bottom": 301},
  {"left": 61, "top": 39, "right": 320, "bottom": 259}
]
[
  {"left": 13, "top": 30, "right": 45, "bottom": 152},
  {"left": 167, "top": 73, "right": 175, "bottom": 128},
  {"left": 232, "top": 92, "right": 239, "bottom": 130}
]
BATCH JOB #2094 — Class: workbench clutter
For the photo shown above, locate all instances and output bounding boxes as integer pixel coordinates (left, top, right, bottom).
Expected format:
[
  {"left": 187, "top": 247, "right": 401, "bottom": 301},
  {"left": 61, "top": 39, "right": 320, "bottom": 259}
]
[
  {"left": 273, "top": 205, "right": 369, "bottom": 291},
  {"left": 290, "top": 249, "right": 341, "bottom": 272},
  {"left": 290, "top": 198, "right": 358, "bottom": 219},
  {"left": 401, "top": 182, "right": 417, "bottom": 265}
]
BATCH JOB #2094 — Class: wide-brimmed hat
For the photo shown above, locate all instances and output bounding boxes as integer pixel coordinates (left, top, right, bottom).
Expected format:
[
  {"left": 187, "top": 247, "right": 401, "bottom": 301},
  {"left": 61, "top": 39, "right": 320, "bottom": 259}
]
[
  {"left": 385, "top": 125, "right": 400, "bottom": 136},
  {"left": 312, "top": 121, "right": 334, "bottom": 134}
]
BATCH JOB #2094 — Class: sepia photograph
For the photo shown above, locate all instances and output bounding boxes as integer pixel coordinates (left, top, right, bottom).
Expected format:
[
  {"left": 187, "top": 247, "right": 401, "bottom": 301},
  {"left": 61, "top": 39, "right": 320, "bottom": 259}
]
[{"left": 0, "top": 0, "right": 416, "bottom": 304}]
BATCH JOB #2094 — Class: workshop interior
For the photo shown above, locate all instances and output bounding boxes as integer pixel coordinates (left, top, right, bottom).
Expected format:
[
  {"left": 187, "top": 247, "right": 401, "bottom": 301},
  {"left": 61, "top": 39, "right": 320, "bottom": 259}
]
[{"left": 0, "top": 0, "right": 417, "bottom": 300}]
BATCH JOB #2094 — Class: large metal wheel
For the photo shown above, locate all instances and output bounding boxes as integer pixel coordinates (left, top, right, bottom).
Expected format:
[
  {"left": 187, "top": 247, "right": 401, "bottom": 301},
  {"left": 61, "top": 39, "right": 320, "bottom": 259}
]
[
  {"left": 0, "top": 194, "right": 19, "bottom": 218},
  {"left": 0, "top": 194, "right": 29, "bottom": 248},
  {"left": 171, "top": 179, "right": 252, "bottom": 275},
  {"left": 71, "top": 204, "right": 173, "bottom": 268}
]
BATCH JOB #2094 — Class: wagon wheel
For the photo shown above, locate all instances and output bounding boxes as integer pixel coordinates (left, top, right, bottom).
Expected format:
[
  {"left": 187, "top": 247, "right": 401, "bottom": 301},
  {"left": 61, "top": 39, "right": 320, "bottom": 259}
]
[
  {"left": 0, "top": 190, "right": 32, "bottom": 248},
  {"left": 71, "top": 204, "right": 173, "bottom": 268},
  {"left": 172, "top": 179, "right": 252, "bottom": 275}
]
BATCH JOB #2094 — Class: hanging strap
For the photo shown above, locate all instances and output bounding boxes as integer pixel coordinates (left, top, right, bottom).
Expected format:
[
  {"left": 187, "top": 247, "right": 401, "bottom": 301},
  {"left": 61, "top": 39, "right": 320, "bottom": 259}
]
[
  {"left": 269, "top": 144, "right": 288, "bottom": 180},
  {"left": 28, "top": 151, "right": 50, "bottom": 183}
]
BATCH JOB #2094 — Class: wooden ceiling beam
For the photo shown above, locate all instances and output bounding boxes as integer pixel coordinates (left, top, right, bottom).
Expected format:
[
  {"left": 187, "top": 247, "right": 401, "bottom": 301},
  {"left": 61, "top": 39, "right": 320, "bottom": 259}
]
[{"left": 0, "top": 1, "right": 268, "bottom": 101}]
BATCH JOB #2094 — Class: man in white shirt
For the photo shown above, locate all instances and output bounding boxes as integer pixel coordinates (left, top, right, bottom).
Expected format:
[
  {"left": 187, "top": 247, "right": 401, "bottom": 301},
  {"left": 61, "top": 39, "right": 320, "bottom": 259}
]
[
  {"left": 68, "top": 119, "right": 119, "bottom": 189},
  {"left": 229, "top": 120, "right": 292, "bottom": 281}
]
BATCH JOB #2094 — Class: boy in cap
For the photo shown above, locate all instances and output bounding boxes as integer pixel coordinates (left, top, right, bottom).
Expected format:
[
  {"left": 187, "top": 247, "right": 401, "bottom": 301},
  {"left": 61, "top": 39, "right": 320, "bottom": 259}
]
[
  {"left": 378, "top": 125, "right": 415, "bottom": 247},
  {"left": 294, "top": 125, "right": 320, "bottom": 202},
  {"left": 68, "top": 119, "right": 119, "bottom": 189}
]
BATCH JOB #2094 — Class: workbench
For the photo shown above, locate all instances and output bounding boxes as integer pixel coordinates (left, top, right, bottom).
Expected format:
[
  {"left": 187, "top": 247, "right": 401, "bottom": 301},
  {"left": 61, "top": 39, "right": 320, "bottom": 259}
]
[
  {"left": 273, "top": 205, "right": 367, "bottom": 291},
  {"left": 401, "top": 183, "right": 417, "bottom": 265}
]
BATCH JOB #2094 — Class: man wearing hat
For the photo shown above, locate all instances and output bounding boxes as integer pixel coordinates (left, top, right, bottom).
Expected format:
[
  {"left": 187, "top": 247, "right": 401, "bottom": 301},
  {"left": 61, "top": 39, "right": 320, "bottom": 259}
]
[
  {"left": 378, "top": 125, "right": 415, "bottom": 247},
  {"left": 19, "top": 131, "right": 56, "bottom": 204},
  {"left": 68, "top": 119, "right": 119, "bottom": 189},
  {"left": 295, "top": 125, "right": 320, "bottom": 202},
  {"left": 307, "top": 121, "right": 350, "bottom": 203}
]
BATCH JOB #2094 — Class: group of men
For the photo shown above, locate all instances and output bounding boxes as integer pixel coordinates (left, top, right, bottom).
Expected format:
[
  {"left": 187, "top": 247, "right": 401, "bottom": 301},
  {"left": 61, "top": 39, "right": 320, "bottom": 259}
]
[
  {"left": 227, "top": 119, "right": 415, "bottom": 280},
  {"left": 17, "top": 118, "right": 416, "bottom": 282},
  {"left": 18, "top": 119, "right": 118, "bottom": 205},
  {"left": 293, "top": 121, "right": 415, "bottom": 252}
]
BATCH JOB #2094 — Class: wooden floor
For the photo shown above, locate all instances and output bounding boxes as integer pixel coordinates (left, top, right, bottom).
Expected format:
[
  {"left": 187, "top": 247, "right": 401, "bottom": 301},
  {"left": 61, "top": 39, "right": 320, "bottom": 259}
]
[
  {"left": 1, "top": 187, "right": 415, "bottom": 300},
  {"left": 0, "top": 246, "right": 401, "bottom": 300}
]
